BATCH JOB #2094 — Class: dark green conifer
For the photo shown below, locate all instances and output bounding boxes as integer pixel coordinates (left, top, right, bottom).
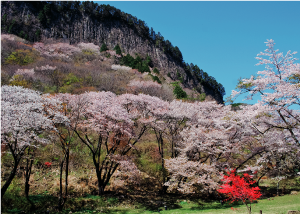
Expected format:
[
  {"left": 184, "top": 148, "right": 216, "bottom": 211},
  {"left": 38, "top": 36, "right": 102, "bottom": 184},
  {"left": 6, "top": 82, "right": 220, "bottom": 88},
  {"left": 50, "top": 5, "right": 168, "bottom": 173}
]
[
  {"left": 100, "top": 43, "right": 108, "bottom": 52},
  {"left": 113, "top": 44, "right": 122, "bottom": 55}
]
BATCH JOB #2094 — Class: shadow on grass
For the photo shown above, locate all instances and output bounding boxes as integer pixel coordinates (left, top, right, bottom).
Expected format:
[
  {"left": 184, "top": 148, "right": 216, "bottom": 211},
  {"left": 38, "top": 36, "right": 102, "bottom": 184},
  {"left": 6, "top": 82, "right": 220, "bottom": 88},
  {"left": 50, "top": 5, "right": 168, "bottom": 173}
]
[
  {"left": 1, "top": 190, "right": 261, "bottom": 214},
  {"left": 2, "top": 193, "right": 58, "bottom": 214},
  {"left": 189, "top": 200, "right": 245, "bottom": 211}
]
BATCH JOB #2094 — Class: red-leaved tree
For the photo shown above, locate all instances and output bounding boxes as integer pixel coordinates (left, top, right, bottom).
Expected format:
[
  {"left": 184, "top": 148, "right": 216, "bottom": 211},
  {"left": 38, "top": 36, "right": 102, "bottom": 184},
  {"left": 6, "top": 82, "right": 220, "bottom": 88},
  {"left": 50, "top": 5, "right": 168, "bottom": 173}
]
[{"left": 217, "top": 169, "right": 262, "bottom": 214}]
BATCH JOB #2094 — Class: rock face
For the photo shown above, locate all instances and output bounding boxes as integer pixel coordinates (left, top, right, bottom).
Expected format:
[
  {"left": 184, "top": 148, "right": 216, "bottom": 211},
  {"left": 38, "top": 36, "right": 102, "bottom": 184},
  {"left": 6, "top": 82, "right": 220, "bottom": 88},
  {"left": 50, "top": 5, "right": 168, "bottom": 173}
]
[{"left": 1, "top": 1, "right": 224, "bottom": 103}]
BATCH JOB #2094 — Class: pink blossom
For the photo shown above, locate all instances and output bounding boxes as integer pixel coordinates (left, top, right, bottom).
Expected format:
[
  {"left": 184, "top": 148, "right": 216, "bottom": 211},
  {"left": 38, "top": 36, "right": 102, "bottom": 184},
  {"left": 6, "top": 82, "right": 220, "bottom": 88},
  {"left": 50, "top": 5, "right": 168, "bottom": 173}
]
[
  {"left": 15, "top": 68, "right": 35, "bottom": 77},
  {"left": 77, "top": 42, "right": 100, "bottom": 54}
]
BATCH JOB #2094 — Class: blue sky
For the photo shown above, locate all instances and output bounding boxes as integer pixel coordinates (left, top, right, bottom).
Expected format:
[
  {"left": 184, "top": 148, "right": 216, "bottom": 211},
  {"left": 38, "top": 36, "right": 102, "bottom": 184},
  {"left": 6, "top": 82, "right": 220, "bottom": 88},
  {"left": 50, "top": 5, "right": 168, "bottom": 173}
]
[{"left": 96, "top": 1, "right": 300, "bottom": 104}]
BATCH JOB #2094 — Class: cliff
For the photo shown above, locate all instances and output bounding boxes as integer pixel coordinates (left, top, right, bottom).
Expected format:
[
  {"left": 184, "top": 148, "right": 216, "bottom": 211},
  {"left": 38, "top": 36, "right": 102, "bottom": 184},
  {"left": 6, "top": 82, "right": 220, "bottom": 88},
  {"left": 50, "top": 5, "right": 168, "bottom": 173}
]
[{"left": 1, "top": 1, "right": 224, "bottom": 103}]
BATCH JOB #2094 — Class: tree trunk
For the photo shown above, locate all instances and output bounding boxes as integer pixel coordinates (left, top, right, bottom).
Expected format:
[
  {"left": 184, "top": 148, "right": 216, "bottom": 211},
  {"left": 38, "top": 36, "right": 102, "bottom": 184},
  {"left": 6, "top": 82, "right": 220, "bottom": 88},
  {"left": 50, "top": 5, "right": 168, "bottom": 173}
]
[
  {"left": 25, "top": 148, "right": 34, "bottom": 198},
  {"left": 65, "top": 148, "right": 69, "bottom": 201},
  {"left": 244, "top": 202, "right": 251, "bottom": 214},
  {"left": 98, "top": 184, "right": 105, "bottom": 195},
  {"left": 157, "top": 131, "right": 166, "bottom": 194},
  {"left": 58, "top": 148, "right": 70, "bottom": 211},
  {"left": 58, "top": 158, "right": 65, "bottom": 211},
  {"left": 95, "top": 166, "right": 105, "bottom": 195},
  {"left": 1, "top": 159, "right": 20, "bottom": 198},
  {"left": 25, "top": 153, "right": 36, "bottom": 212}
]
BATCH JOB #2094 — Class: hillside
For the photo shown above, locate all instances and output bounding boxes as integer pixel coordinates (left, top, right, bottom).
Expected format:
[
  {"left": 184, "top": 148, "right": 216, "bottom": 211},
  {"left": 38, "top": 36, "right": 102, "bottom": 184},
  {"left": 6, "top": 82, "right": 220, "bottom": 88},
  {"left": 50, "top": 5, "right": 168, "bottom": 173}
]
[{"left": 1, "top": 1, "right": 225, "bottom": 103}]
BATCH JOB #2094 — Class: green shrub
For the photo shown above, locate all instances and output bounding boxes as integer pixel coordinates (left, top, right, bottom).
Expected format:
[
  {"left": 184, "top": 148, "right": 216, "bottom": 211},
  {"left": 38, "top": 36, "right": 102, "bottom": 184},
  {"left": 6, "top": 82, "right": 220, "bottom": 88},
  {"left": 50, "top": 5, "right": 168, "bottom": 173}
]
[
  {"left": 5, "top": 49, "right": 39, "bottom": 65},
  {"left": 8, "top": 19, "right": 15, "bottom": 33},
  {"left": 1, "top": 71, "right": 10, "bottom": 85},
  {"left": 2, "top": 14, "right": 7, "bottom": 23},
  {"left": 153, "top": 68, "right": 160, "bottom": 74},
  {"left": 64, "top": 73, "right": 80, "bottom": 85},
  {"left": 138, "top": 61, "right": 150, "bottom": 73},
  {"left": 18, "top": 30, "right": 24, "bottom": 38},
  {"left": 231, "top": 103, "right": 243, "bottom": 107},
  {"left": 38, "top": 10, "right": 45, "bottom": 23},
  {"left": 9, "top": 74, "right": 31, "bottom": 88},
  {"left": 173, "top": 83, "right": 187, "bottom": 99},
  {"left": 149, "top": 74, "right": 162, "bottom": 84},
  {"left": 198, "top": 93, "right": 206, "bottom": 101},
  {"left": 35, "top": 29, "right": 41, "bottom": 39},
  {"left": 58, "top": 73, "right": 81, "bottom": 93}
]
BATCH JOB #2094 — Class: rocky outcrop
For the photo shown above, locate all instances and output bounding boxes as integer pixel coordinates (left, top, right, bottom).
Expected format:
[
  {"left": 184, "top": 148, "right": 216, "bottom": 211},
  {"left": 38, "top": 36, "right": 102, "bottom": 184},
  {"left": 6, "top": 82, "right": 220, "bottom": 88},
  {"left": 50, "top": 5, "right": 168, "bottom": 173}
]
[{"left": 1, "top": 1, "right": 224, "bottom": 103}]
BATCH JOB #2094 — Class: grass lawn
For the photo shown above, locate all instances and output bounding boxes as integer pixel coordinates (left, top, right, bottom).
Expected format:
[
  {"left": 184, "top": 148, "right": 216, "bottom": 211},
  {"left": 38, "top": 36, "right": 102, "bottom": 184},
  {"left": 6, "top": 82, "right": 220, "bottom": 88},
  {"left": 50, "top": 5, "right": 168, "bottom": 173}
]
[
  {"left": 103, "top": 194, "right": 300, "bottom": 214},
  {"left": 1, "top": 193, "right": 299, "bottom": 214}
]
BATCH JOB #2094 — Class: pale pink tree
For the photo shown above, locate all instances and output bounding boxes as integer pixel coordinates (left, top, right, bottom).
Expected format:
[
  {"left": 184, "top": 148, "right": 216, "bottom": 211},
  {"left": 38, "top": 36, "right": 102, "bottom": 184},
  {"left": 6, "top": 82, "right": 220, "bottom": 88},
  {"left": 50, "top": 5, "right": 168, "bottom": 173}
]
[
  {"left": 49, "top": 93, "right": 89, "bottom": 210},
  {"left": 231, "top": 39, "right": 300, "bottom": 145},
  {"left": 33, "top": 42, "right": 81, "bottom": 59},
  {"left": 118, "top": 93, "right": 179, "bottom": 192},
  {"left": 230, "top": 40, "right": 300, "bottom": 178},
  {"left": 164, "top": 101, "right": 241, "bottom": 194},
  {"left": 77, "top": 42, "right": 100, "bottom": 54},
  {"left": 127, "top": 79, "right": 162, "bottom": 97},
  {"left": 1, "top": 86, "right": 67, "bottom": 198},
  {"left": 229, "top": 104, "right": 300, "bottom": 183},
  {"left": 59, "top": 92, "right": 162, "bottom": 195},
  {"left": 15, "top": 68, "right": 35, "bottom": 77}
]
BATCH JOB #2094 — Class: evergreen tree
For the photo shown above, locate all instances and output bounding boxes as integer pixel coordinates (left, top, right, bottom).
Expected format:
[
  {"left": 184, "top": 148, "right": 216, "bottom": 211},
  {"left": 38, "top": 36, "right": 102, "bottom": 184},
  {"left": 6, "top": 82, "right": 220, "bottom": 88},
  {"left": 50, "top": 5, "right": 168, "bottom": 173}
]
[
  {"left": 100, "top": 43, "right": 108, "bottom": 52},
  {"left": 145, "top": 55, "right": 153, "bottom": 67},
  {"left": 114, "top": 44, "right": 122, "bottom": 55},
  {"left": 173, "top": 84, "right": 187, "bottom": 99},
  {"left": 153, "top": 68, "right": 159, "bottom": 74}
]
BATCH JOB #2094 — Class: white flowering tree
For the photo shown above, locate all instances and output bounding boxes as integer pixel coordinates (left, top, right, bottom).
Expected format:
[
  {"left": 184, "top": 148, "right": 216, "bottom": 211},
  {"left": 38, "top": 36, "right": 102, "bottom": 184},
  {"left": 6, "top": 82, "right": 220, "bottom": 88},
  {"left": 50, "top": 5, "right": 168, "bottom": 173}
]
[
  {"left": 165, "top": 101, "right": 238, "bottom": 194},
  {"left": 50, "top": 93, "right": 89, "bottom": 210},
  {"left": 1, "top": 86, "right": 67, "bottom": 198},
  {"left": 231, "top": 39, "right": 300, "bottom": 146},
  {"left": 230, "top": 40, "right": 300, "bottom": 177},
  {"left": 57, "top": 92, "right": 167, "bottom": 195}
]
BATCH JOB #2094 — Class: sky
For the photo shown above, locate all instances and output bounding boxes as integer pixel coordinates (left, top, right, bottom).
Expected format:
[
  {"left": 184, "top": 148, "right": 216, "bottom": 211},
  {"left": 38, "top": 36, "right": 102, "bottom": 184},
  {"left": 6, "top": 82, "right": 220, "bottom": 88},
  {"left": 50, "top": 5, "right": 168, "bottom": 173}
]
[{"left": 96, "top": 1, "right": 300, "bottom": 104}]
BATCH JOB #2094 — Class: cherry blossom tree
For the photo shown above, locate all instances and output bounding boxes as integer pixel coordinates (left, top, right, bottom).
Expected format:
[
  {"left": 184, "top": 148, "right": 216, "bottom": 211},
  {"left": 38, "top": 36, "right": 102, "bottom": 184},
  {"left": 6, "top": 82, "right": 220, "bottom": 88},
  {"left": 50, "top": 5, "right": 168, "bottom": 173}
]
[
  {"left": 229, "top": 40, "right": 300, "bottom": 178},
  {"left": 165, "top": 101, "right": 240, "bottom": 194},
  {"left": 231, "top": 39, "right": 300, "bottom": 146},
  {"left": 15, "top": 68, "right": 35, "bottom": 77},
  {"left": 1, "top": 86, "right": 67, "bottom": 198},
  {"left": 59, "top": 92, "right": 167, "bottom": 195},
  {"left": 77, "top": 42, "right": 100, "bottom": 54},
  {"left": 229, "top": 104, "right": 300, "bottom": 182},
  {"left": 127, "top": 79, "right": 164, "bottom": 99},
  {"left": 33, "top": 42, "right": 81, "bottom": 59},
  {"left": 50, "top": 93, "right": 89, "bottom": 210}
]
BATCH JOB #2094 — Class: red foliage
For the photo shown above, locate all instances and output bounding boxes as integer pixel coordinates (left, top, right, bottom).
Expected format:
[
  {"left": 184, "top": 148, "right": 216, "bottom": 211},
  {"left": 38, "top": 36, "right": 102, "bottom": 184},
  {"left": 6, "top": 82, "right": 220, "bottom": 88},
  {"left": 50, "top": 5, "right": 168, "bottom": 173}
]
[
  {"left": 217, "top": 169, "right": 262, "bottom": 204},
  {"left": 44, "top": 162, "right": 52, "bottom": 167}
]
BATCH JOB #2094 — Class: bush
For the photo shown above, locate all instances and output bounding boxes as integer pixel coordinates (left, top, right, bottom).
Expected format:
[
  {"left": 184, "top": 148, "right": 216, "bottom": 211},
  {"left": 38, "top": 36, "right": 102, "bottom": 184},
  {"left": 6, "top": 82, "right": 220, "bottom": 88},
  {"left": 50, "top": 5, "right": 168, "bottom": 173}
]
[
  {"left": 153, "top": 68, "right": 160, "bottom": 74},
  {"left": 63, "top": 73, "right": 81, "bottom": 85},
  {"left": 1, "top": 71, "right": 11, "bottom": 85},
  {"left": 173, "top": 83, "right": 187, "bottom": 99},
  {"left": 148, "top": 74, "right": 162, "bottom": 84},
  {"left": 9, "top": 74, "right": 31, "bottom": 88},
  {"left": 5, "top": 49, "right": 39, "bottom": 65},
  {"left": 198, "top": 93, "right": 206, "bottom": 101}
]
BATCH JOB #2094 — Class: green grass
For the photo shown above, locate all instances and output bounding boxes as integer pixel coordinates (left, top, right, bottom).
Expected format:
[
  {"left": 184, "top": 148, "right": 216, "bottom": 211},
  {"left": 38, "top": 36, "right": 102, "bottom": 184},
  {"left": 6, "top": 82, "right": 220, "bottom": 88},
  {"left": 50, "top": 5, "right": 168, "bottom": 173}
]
[
  {"left": 53, "top": 194, "right": 300, "bottom": 214},
  {"left": 1, "top": 193, "right": 299, "bottom": 214}
]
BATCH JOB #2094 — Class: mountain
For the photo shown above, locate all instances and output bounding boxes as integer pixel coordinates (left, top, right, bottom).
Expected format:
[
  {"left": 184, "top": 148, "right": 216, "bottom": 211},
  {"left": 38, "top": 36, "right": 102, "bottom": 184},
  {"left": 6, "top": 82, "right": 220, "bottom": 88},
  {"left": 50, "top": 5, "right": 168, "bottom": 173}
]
[{"left": 1, "top": 1, "right": 225, "bottom": 103}]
